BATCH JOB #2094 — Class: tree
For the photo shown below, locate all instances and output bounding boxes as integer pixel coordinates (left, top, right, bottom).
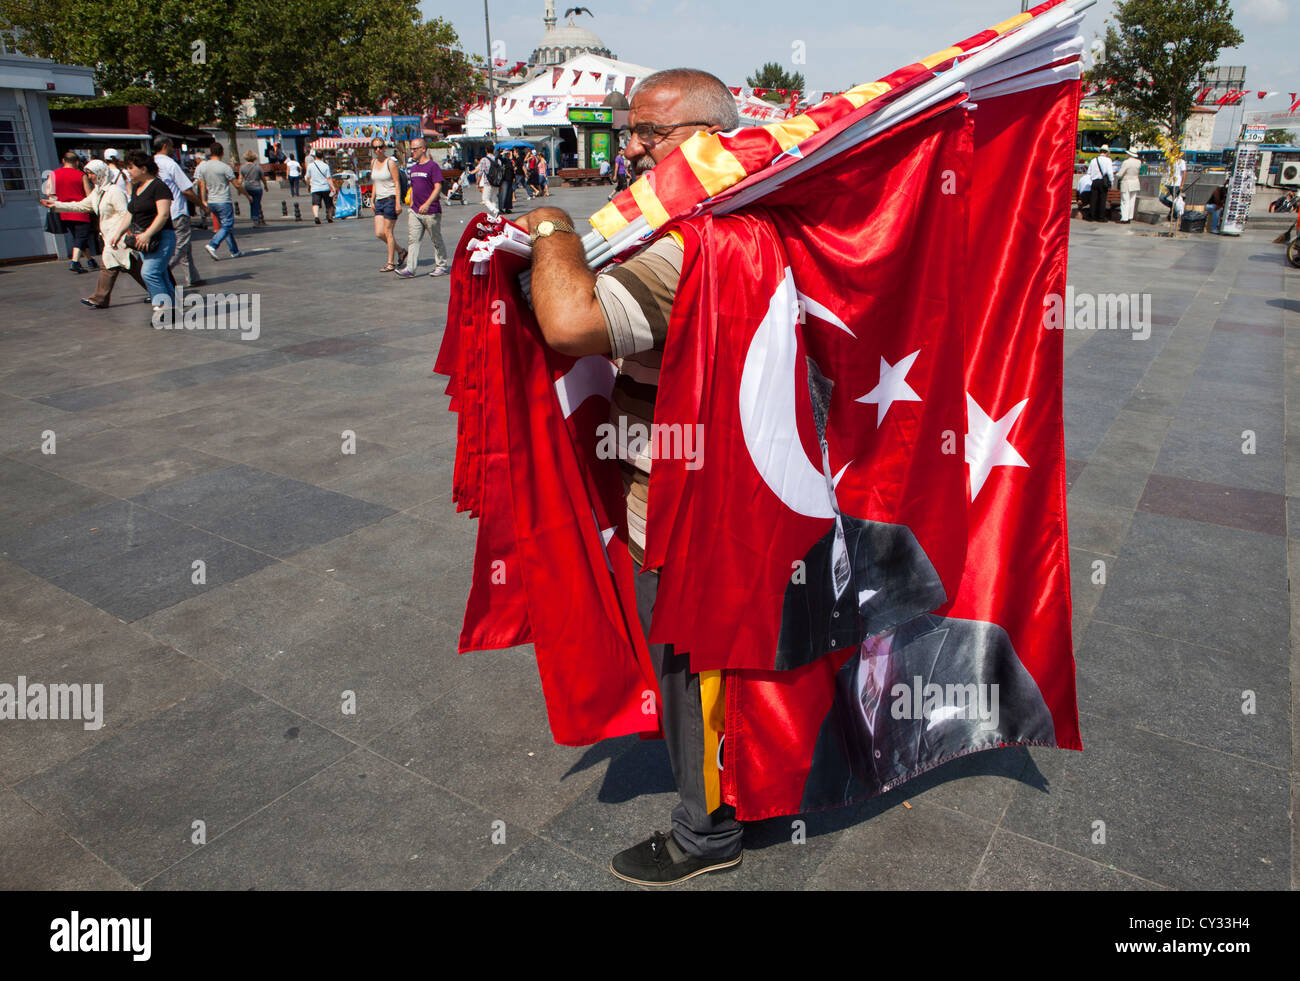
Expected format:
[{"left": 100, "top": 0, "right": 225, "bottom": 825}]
[
  {"left": 746, "top": 61, "right": 805, "bottom": 102},
  {"left": 1264, "top": 128, "right": 1294, "bottom": 146},
  {"left": 1083, "top": 0, "right": 1243, "bottom": 156},
  {"left": 1, "top": 0, "right": 478, "bottom": 144}
]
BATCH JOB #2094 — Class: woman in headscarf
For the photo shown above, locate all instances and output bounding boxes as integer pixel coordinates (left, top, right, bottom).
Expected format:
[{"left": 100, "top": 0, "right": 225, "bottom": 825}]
[{"left": 41, "top": 158, "right": 147, "bottom": 308}]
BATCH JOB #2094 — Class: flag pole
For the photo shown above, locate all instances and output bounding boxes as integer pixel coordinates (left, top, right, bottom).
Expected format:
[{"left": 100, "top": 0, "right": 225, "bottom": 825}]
[{"left": 484, "top": 0, "right": 498, "bottom": 138}]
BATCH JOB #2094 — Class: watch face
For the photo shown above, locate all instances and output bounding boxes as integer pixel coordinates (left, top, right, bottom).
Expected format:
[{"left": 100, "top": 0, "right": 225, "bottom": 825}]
[{"left": 537, "top": 220, "right": 554, "bottom": 236}]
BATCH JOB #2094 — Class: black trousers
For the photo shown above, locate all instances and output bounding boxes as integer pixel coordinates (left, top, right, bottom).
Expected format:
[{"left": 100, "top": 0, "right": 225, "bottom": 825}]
[
  {"left": 1089, "top": 181, "right": 1109, "bottom": 221},
  {"left": 634, "top": 566, "right": 743, "bottom": 859}
]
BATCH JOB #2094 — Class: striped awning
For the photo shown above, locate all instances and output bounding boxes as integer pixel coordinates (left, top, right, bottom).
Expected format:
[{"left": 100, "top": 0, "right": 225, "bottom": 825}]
[{"left": 309, "top": 136, "right": 371, "bottom": 150}]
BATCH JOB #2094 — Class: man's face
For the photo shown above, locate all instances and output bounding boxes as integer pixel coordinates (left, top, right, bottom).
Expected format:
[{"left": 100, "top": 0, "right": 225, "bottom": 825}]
[{"left": 625, "top": 85, "right": 711, "bottom": 177}]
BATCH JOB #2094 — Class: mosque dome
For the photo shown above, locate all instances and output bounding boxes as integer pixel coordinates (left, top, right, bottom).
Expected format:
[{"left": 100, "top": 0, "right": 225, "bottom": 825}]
[{"left": 529, "top": 7, "right": 615, "bottom": 66}]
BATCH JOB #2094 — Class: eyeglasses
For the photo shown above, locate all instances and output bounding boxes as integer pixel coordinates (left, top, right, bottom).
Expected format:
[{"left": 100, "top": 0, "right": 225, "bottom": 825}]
[
  {"left": 628, "top": 121, "right": 713, "bottom": 147},
  {"left": 371, "top": 144, "right": 385, "bottom": 150}
]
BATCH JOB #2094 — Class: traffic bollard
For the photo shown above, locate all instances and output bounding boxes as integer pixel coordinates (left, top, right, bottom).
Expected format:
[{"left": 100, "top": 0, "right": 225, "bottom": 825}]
[
  {"left": 293, "top": 202, "right": 302, "bottom": 221},
  {"left": 281, "top": 200, "right": 288, "bottom": 216}
]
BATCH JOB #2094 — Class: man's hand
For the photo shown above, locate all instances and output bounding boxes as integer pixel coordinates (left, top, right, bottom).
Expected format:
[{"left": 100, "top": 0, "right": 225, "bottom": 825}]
[
  {"left": 517, "top": 206, "right": 572, "bottom": 236},
  {"left": 523, "top": 206, "right": 610, "bottom": 357}
]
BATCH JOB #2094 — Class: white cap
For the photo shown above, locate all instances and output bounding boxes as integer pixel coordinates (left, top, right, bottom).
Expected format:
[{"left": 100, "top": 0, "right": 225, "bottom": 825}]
[{"left": 104, "top": 148, "right": 119, "bottom": 160}]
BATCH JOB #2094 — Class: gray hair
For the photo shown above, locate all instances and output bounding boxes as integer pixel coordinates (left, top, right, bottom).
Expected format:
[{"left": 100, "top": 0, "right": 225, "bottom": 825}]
[{"left": 631, "top": 68, "right": 740, "bottom": 131}]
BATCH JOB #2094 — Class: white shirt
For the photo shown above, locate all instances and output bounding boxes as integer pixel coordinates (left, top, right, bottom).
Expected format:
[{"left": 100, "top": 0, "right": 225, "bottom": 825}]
[
  {"left": 286, "top": 159, "right": 301, "bottom": 178},
  {"left": 1087, "top": 154, "right": 1113, "bottom": 183},
  {"left": 1173, "top": 157, "right": 1186, "bottom": 187},
  {"left": 1077, "top": 172, "right": 1093, "bottom": 193},
  {"left": 154, "top": 152, "right": 194, "bottom": 222},
  {"left": 306, "top": 157, "right": 331, "bottom": 192}
]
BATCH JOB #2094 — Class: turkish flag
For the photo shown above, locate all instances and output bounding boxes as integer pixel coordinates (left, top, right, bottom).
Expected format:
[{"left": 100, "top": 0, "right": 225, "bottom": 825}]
[
  {"left": 645, "top": 79, "right": 1079, "bottom": 817},
  {"left": 436, "top": 220, "right": 661, "bottom": 745}
]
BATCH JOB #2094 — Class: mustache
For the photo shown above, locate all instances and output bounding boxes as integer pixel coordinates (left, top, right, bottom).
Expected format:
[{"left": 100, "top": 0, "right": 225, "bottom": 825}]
[{"left": 632, "top": 155, "right": 656, "bottom": 176}]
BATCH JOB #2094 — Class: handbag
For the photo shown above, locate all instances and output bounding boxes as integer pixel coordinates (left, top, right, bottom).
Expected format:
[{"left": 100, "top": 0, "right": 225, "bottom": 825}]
[
  {"left": 44, "top": 208, "right": 65, "bottom": 234},
  {"left": 124, "top": 231, "right": 160, "bottom": 254}
]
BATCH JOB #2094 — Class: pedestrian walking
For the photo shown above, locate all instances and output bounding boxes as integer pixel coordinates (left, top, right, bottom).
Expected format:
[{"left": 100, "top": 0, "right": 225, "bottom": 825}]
[
  {"left": 1116, "top": 148, "right": 1141, "bottom": 224},
  {"left": 286, "top": 154, "right": 301, "bottom": 197},
  {"left": 476, "top": 147, "right": 499, "bottom": 217},
  {"left": 195, "top": 142, "right": 246, "bottom": 259},
  {"left": 306, "top": 152, "right": 333, "bottom": 223},
  {"left": 369, "top": 138, "right": 405, "bottom": 272},
  {"left": 537, "top": 153, "right": 549, "bottom": 197},
  {"left": 51, "top": 151, "right": 95, "bottom": 273},
  {"left": 499, "top": 149, "right": 517, "bottom": 214},
  {"left": 240, "top": 150, "right": 267, "bottom": 226},
  {"left": 154, "top": 137, "right": 207, "bottom": 287},
  {"left": 41, "top": 159, "right": 147, "bottom": 308},
  {"left": 395, "top": 138, "right": 448, "bottom": 278},
  {"left": 613, "top": 149, "right": 629, "bottom": 196},
  {"left": 116, "top": 149, "right": 177, "bottom": 316}
]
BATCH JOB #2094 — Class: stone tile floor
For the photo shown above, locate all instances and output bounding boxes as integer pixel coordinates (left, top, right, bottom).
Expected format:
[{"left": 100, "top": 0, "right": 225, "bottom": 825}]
[{"left": 0, "top": 182, "right": 1296, "bottom": 889}]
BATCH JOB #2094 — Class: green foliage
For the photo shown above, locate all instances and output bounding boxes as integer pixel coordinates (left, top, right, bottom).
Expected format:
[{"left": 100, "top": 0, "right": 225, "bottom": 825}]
[
  {"left": 1083, "top": 0, "right": 1243, "bottom": 147},
  {"left": 1264, "top": 128, "right": 1294, "bottom": 146},
  {"left": 746, "top": 61, "right": 805, "bottom": 102},
  {"left": 0, "top": 0, "right": 477, "bottom": 136}
]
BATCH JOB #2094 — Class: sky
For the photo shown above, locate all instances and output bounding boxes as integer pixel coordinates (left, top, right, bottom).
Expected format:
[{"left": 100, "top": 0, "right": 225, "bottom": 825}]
[{"left": 426, "top": 0, "right": 1298, "bottom": 143}]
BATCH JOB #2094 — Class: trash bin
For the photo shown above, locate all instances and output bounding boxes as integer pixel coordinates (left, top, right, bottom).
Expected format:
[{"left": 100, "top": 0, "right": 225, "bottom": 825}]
[{"left": 1180, "top": 211, "right": 1206, "bottom": 233}]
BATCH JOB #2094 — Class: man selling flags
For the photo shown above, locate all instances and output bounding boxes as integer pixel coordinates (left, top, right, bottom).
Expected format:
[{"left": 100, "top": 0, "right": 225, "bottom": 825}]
[{"left": 437, "top": 0, "right": 1089, "bottom": 886}]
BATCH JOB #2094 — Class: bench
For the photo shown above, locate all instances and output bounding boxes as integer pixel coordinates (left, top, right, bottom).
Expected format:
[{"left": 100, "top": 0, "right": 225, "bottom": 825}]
[
  {"left": 557, "top": 167, "right": 605, "bottom": 187},
  {"left": 1074, "top": 187, "right": 1124, "bottom": 221}
]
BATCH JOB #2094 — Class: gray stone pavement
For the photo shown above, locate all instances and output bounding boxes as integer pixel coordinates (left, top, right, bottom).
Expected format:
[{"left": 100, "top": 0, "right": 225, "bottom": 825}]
[{"left": 0, "top": 179, "right": 1296, "bottom": 890}]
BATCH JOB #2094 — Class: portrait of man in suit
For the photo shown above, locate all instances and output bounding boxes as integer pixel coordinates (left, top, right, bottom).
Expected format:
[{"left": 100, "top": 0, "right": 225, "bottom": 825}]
[{"left": 778, "top": 514, "right": 1057, "bottom": 811}]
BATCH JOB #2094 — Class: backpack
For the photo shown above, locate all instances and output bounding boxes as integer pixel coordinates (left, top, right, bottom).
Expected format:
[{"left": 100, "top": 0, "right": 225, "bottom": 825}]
[
  {"left": 396, "top": 162, "right": 410, "bottom": 202},
  {"left": 486, "top": 156, "right": 503, "bottom": 187}
]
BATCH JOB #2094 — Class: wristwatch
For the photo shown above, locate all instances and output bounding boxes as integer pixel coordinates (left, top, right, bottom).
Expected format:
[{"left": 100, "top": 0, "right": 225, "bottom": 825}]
[{"left": 529, "top": 218, "right": 575, "bottom": 245}]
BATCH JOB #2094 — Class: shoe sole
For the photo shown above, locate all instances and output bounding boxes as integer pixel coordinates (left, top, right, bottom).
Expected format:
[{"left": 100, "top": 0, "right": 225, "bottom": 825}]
[{"left": 607, "top": 852, "right": 741, "bottom": 887}]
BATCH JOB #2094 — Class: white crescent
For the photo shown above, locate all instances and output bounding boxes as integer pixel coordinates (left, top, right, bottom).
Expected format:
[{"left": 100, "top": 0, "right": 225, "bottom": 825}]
[{"left": 738, "top": 268, "right": 837, "bottom": 520}]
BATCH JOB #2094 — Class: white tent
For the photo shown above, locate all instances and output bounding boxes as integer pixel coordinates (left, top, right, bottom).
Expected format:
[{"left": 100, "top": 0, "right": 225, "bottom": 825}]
[{"left": 465, "top": 52, "right": 656, "bottom": 137}]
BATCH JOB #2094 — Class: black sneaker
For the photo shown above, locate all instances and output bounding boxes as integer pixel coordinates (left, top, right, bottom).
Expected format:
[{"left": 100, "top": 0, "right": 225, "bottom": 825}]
[{"left": 609, "top": 831, "right": 741, "bottom": 887}]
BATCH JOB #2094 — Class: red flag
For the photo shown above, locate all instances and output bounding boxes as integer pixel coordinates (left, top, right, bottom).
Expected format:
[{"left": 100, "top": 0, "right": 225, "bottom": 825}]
[
  {"left": 552, "top": 67, "right": 562, "bottom": 89},
  {"left": 1291, "top": 94, "right": 1300, "bottom": 113},
  {"left": 572, "top": 69, "right": 582, "bottom": 87},
  {"left": 646, "top": 77, "right": 1079, "bottom": 818},
  {"left": 624, "top": 76, "right": 636, "bottom": 97},
  {"left": 437, "top": 223, "right": 661, "bottom": 745},
  {"left": 729, "top": 86, "right": 741, "bottom": 96}
]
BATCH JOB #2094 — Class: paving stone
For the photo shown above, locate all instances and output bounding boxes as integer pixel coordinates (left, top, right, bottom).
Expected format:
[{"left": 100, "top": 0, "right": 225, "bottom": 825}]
[
  {"left": 999, "top": 725, "right": 1288, "bottom": 890},
  {"left": 13, "top": 681, "right": 352, "bottom": 885},
  {"left": 0, "top": 788, "right": 133, "bottom": 889},
  {"left": 145, "top": 751, "right": 517, "bottom": 890}
]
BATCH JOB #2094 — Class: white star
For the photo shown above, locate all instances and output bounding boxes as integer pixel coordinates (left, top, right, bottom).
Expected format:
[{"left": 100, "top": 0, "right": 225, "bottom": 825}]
[
  {"left": 965, "top": 394, "right": 1029, "bottom": 501},
  {"left": 592, "top": 507, "right": 615, "bottom": 571},
  {"left": 855, "top": 351, "right": 922, "bottom": 427}
]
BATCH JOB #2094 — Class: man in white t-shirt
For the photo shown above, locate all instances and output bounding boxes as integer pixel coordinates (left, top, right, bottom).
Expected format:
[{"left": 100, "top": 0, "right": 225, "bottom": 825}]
[
  {"left": 306, "top": 153, "right": 333, "bottom": 223},
  {"left": 154, "top": 136, "right": 207, "bottom": 286}
]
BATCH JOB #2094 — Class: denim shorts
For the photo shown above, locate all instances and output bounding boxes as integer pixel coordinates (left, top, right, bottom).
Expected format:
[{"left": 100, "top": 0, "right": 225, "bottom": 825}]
[{"left": 374, "top": 196, "right": 397, "bottom": 220}]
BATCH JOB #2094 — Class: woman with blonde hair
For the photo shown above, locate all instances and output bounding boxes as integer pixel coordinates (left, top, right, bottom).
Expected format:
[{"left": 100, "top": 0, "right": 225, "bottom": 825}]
[
  {"left": 41, "top": 158, "right": 147, "bottom": 308},
  {"left": 368, "top": 138, "right": 405, "bottom": 271}
]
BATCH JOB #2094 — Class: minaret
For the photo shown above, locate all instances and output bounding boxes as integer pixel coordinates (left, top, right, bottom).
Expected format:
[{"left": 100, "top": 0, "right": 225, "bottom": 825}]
[{"left": 544, "top": 0, "right": 556, "bottom": 32}]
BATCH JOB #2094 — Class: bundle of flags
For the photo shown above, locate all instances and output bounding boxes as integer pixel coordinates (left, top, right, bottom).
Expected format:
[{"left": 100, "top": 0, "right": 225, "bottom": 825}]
[{"left": 437, "top": 0, "right": 1086, "bottom": 818}]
